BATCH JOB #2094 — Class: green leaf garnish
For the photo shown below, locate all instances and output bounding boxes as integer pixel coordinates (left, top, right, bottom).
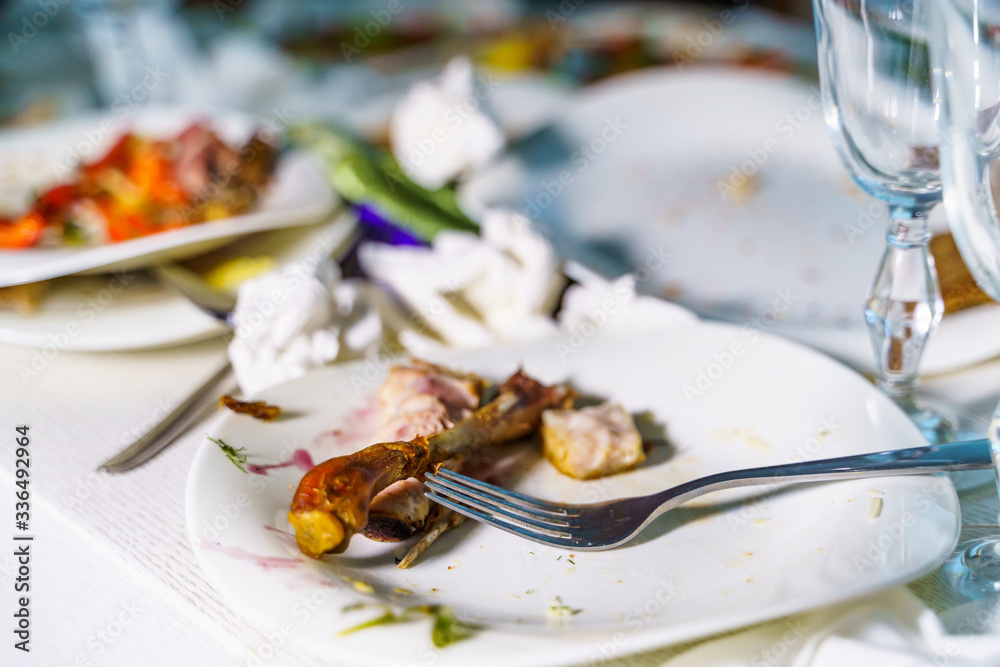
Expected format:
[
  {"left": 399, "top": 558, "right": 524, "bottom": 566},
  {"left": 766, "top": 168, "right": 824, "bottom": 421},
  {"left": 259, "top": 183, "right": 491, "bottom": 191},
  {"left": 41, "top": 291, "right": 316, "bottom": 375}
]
[
  {"left": 338, "top": 610, "right": 399, "bottom": 637},
  {"left": 289, "top": 123, "right": 478, "bottom": 241},
  {"left": 210, "top": 437, "right": 247, "bottom": 473},
  {"left": 431, "top": 606, "right": 472, "bottom": 649}
]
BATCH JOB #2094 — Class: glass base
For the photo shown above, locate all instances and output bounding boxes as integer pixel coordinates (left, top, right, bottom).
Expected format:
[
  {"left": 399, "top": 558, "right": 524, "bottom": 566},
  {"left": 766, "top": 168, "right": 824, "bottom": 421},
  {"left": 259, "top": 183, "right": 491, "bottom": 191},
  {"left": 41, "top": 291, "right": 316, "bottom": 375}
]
[
  {"left": 943, "top": 537, "right": 1000, "bottom": 600},
  {"left": 896, "top": 393, "right": 992, "bottom": 490},
  {"left": 899, "top": 393, "right": 985, "bottom": 444}
]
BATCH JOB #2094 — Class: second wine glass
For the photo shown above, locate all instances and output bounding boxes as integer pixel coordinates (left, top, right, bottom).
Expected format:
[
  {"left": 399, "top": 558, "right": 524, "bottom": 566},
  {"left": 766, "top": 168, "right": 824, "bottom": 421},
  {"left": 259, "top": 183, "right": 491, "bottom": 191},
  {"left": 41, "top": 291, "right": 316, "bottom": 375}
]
[
  {"left": 932, "top": 0, "right": 1000, "bottom": 598},
  {"left": 813, "top": 0, "right": 968, "bottom": 443}
]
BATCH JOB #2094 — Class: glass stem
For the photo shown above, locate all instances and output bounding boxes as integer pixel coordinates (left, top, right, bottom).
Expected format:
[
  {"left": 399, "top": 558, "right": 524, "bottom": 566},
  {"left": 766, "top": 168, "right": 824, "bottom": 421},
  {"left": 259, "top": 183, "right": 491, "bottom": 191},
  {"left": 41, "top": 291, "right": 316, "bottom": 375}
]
[{"left": 864, "top": 205, "right": 945, "bottom": 436}]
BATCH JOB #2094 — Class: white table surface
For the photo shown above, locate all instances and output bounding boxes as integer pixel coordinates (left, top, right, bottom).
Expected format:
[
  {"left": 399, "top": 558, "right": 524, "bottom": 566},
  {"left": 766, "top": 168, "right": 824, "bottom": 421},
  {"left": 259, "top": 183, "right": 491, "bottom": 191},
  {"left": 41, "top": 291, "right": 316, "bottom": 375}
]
[{"left": 1, "top": 333, "right": 999, "bottom": 667}]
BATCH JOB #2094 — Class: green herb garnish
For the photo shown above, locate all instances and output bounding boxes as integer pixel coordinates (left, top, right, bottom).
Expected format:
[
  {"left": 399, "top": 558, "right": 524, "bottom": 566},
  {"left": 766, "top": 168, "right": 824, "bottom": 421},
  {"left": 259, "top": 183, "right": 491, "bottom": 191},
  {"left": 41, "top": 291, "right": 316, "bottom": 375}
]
[
  {"left": 210, "top": 437, "right": 247, "bottom": 473},
  {"left": 336, "top": 604, "right": 474, "bottom": 648},
  {"left": 289, "top": 123, "right": 478, "bottom": 242},
  {"left": 338, "top": 610, "right": 399, "bottom": 637},
  {"left": 61, "top": 221, "right": 87, "bottom": 246},
  {"left": 431, "top": 606, "right": 472, "bottom": 648}
]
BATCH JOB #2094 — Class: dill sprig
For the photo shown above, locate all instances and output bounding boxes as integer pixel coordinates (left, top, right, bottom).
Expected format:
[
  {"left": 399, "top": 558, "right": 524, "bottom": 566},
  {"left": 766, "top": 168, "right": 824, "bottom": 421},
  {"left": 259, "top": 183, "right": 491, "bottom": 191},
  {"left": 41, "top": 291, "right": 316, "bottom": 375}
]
[{"left": 210, "top": 437, "right": 247, "bottom": 473}]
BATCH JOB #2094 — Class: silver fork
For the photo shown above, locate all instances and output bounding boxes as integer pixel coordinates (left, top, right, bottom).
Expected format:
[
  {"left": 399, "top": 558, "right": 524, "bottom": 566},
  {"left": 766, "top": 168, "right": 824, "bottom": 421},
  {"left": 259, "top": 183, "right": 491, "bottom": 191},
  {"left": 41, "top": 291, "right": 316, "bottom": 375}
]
[{"left": 424, "top": 438, "right": 994, "bottom": 550}]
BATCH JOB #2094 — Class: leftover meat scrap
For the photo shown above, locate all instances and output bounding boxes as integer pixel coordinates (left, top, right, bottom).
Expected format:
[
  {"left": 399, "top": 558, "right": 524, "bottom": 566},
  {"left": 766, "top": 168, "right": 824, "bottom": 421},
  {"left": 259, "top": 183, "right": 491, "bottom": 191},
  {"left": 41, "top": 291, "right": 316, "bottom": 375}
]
[{"left": 541, "top": 401, "right": 645, "bottom": 479}]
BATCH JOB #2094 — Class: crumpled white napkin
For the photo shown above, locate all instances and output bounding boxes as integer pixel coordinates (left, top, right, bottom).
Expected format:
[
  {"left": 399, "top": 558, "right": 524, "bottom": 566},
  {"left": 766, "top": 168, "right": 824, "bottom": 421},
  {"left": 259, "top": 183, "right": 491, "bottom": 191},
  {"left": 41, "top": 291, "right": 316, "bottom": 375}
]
[
  {"left": 663, "top": 588, "right": 1000, "bottom": 667},
  {"left": 389, "top": 56, "right": 506, "bottom": 189},
  {"left": 559, "top": 272, "right": 699, "bottom": 334},
  {"left": 360, "top": 209, "right": 698, "bottom": 350},
  {"left": 227, "top": 263, "right": 381, "bottom": 395},
  {"left": 231, "top": 211, "right": 699, "bottom": 390},
  {"left": 359, "top": 208, "right": 564, "bottom": 348}
]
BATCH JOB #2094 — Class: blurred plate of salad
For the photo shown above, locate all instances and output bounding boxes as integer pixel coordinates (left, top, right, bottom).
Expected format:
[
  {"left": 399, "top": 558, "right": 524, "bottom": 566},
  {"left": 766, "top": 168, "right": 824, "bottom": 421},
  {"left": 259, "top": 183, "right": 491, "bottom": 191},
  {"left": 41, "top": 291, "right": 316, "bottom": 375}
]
[{"left": 0, "top": 107, "right": 338, "bottom": 287}]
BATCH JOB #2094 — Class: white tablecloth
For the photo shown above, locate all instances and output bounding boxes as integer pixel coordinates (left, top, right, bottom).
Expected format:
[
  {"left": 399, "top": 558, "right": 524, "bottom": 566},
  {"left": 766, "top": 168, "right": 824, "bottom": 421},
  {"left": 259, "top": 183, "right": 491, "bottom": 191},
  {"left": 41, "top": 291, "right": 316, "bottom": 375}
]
[{"left": 1, "top": 335, "right": 999, "bottom": 667}]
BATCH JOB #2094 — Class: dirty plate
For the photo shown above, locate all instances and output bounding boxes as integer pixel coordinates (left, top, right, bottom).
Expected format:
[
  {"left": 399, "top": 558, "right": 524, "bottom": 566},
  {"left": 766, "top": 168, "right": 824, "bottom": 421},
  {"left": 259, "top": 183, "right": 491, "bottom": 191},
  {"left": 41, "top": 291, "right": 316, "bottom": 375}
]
[
  {"left": 186, "top": 323, "right": 958, "bottom": 667},
  {"left": 459, "top": 67, "right": 1000, "bottom": 375}
]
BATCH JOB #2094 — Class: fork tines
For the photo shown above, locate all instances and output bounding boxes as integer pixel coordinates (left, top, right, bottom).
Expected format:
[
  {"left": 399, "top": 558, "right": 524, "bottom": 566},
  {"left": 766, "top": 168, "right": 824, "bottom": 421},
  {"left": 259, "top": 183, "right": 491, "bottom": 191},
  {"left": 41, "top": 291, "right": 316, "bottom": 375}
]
[{"left": 424, "top": 469, "right": 578, "bottom": 543}]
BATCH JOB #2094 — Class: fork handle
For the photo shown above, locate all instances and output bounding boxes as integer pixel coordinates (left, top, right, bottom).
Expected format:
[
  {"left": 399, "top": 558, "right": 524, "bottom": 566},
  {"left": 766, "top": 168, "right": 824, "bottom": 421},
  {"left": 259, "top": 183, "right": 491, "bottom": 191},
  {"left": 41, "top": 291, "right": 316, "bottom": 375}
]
[
  {"left": 98, "top": 361, "right": 236, "bottom": 473},
  {"left": 654, "top": 438, "right": 994, "bottom": 509}
]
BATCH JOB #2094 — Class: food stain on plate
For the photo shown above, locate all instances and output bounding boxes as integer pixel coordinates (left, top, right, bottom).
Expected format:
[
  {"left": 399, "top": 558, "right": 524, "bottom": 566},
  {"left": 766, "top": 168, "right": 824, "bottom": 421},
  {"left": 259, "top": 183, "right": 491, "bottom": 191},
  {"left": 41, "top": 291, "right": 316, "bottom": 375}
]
[
  {"left": 201, "top": 542, "right": 302, "bottom": 570},
  {"left": 314, "top": 396, "right": 380, "bottom": 451},
  {"left": 247, "top": 449, "right": 315, "bottom": 475},
  {"left": 711, "top": 427, "right": 773, "bottom": 453}
]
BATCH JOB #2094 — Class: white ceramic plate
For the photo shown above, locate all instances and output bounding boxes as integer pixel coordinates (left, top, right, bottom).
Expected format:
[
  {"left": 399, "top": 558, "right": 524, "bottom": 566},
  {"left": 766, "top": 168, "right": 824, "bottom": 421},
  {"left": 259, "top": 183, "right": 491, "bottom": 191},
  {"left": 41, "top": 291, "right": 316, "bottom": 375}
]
[
  {"left": 0, "top": 107, "right": 338, "bottom": 288},
  {"left": 459, "top": 67, "right": 1000, "bottom": 375},
  {"left": 0, "top": 212, "right": 358, "bottom": 352},
  {"left": 186, "top": 323, "right": 959, "bottom": 667}
]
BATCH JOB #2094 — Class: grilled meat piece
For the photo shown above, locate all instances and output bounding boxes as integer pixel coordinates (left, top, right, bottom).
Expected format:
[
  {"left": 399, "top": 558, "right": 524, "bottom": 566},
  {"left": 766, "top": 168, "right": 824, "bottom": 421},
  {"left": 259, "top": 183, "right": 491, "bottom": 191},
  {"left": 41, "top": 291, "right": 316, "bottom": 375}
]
[
  {"left": 288, "top": 370, "right": 569, "bottom": 558},
  {"left": 362, "top": 361, "right": 485, "bottom": 541}
]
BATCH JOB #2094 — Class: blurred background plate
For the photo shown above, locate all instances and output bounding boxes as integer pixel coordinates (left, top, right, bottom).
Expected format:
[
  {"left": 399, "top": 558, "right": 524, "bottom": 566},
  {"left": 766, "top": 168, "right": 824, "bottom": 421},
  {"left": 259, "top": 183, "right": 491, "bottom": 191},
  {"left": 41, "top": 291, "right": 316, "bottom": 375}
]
[
  {"left": 460, "top": 67, "right": 1000, "bottom": 375},
  {"left": 0, "top": 211, "right": 357, "bottom": 351},
  {"left": 0, "top": 106, "right": 339, "bottom": 288}
]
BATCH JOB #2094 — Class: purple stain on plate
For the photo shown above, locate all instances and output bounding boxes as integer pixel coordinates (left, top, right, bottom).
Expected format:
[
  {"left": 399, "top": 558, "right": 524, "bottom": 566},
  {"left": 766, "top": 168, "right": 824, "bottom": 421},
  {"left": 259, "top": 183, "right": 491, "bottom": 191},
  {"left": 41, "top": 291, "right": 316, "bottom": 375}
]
[
  {"left": 200, "top": 542, "right": 302, "bottom": 570},
  {"left": 247, "top": 449, "right": 315, "bottom": 475}
]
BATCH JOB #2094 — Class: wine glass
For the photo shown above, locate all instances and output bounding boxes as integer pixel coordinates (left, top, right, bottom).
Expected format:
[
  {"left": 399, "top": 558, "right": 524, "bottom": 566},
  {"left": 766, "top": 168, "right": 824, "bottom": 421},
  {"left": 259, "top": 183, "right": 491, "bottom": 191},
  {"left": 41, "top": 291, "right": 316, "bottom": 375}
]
[
  {"left": 811, "top": 0, "right": 972, "bottom": 444},
  {"left": 931, "top": 0, "right": 1000, "bottom": 597}
]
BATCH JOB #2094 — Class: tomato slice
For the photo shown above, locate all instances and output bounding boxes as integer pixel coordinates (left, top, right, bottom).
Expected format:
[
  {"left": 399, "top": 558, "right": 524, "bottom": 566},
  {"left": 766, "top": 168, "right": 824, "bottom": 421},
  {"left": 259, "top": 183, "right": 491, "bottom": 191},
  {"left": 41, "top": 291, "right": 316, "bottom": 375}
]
[
  {"left": 101, "top": 199, "right": 159, "bottom": 242},
  {"left": 0, "top": 212, "right": 45, "bottom": 248},
  {"left": 84, "top": 133, "right": 133, "bottom": 175},
  {"left": 36, "top": 184, "right": 76, "bottom": 212}
]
